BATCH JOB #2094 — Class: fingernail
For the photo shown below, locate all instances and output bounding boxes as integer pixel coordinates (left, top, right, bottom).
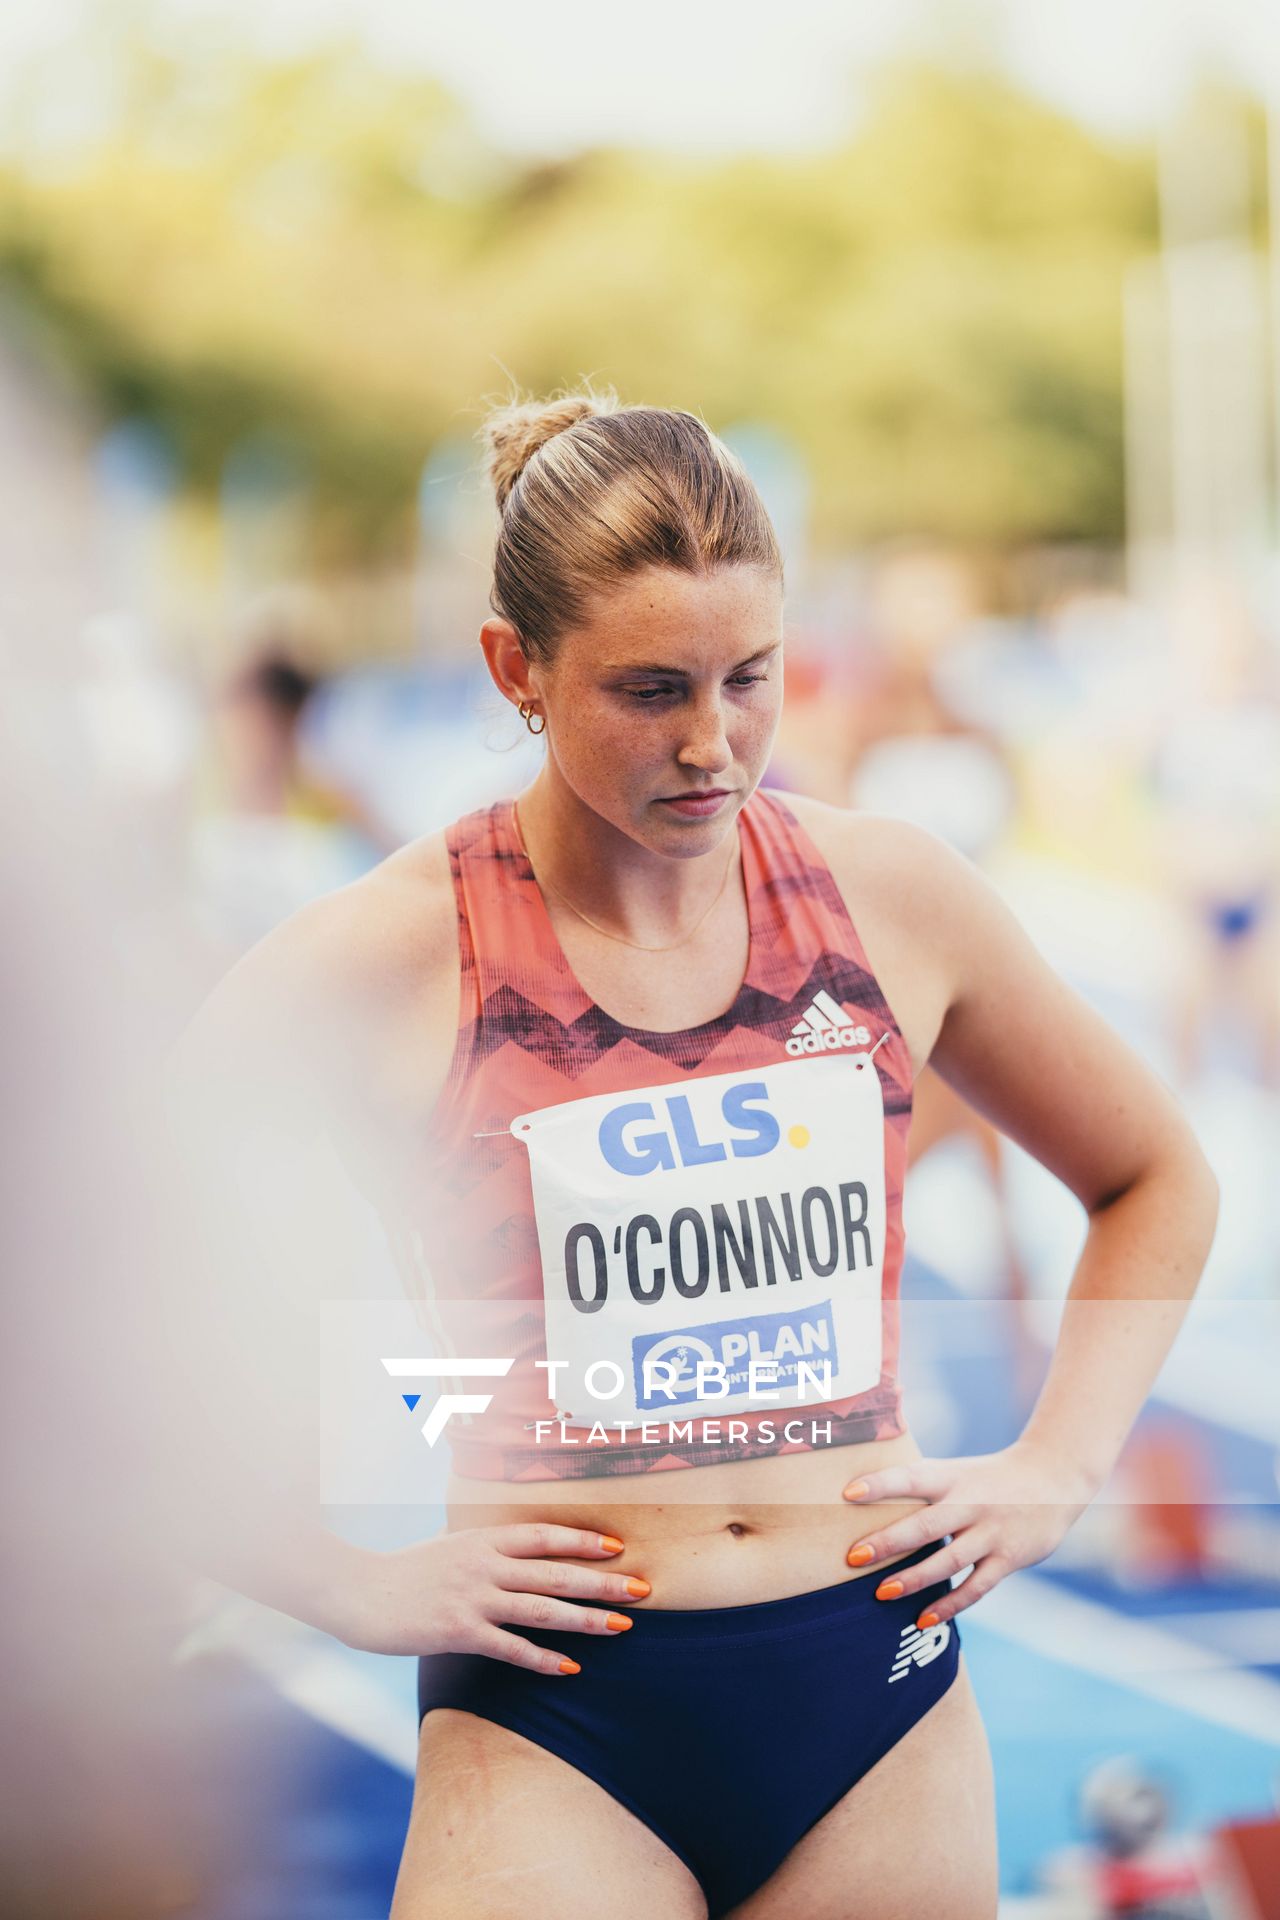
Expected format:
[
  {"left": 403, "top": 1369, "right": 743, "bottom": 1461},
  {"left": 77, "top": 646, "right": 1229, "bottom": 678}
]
[
  {"left": 599, "top": 1535, "right": 625, "bottom": 1552},
  {"left": 846, "top": 1543, "right": 876, "bottom": 1566},
  {"left": 917, "top": 1610, "right": 940, "bottom": 1629},
  {"left": 606, "top": 1613, "right": 633, "bottom": 1632},
  {"left": 625, "top": 1577, "right": 651, "bottom": 1598},
  {"left": 843, "top": 1480, "right": 869, "bottom": 1501},
  {"left": 559, "top": 1658, "right": 581, "bottom": 1674},
  {"left": 875, "top": 1579, "right": 904, "bottom": 1601}
]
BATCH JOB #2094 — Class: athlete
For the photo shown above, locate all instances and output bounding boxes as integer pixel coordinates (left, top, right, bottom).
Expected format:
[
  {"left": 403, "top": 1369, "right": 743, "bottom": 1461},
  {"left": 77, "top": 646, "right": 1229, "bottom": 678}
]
[{"left": 171, "top": 388, "right": 1219, "bottom": 1920}]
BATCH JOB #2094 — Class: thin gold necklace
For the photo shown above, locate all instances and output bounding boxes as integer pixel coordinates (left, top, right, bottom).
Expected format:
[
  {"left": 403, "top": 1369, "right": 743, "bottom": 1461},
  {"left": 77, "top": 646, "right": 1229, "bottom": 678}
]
[{"left": 511, "top": 800, "right": 739, "bottom": 954}]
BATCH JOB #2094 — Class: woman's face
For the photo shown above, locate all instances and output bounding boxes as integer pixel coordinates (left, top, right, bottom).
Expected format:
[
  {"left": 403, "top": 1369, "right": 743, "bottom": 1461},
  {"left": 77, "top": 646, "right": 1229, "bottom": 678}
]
[{"left": 533, "top": 565, "right": 785, "bottom": 857}]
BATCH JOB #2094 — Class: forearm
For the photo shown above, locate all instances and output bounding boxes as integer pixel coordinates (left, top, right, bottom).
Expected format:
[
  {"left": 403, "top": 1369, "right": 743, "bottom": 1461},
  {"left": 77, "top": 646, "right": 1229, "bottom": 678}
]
[
  {"left": 172, "top": 1483, "right": 375, "bottom": 1642},
  {"left": 1017, "top": 1146, "right": 1219, "bottom": 1500},
  {"left": 219, "top": 1525, "right": 373, "bottom": 1643}
]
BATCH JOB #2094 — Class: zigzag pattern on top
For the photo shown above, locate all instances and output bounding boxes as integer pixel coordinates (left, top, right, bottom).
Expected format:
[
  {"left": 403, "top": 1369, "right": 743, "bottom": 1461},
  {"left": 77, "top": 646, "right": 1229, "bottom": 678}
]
[{"left": 460, "top": 956, "right": 910, "bottom": 1108}]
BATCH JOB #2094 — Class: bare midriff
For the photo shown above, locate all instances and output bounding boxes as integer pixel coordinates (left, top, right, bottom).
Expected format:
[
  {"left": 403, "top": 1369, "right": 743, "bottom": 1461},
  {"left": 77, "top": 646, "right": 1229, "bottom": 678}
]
[{"left": 446, "top": 1427, "right": 930, "bottom": 1609}]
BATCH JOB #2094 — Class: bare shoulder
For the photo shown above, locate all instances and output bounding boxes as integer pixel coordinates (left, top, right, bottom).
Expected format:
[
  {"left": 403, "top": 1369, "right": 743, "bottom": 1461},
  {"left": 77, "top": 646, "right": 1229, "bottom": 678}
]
[
  {"left": 772, "top": 788, "right": 967, "bottom": 914},
  {"left": 169, "top": 826, "right": 460, "bottom": 1123},
  {"left": 771, "top": 789, "right": 966, "bottom": 1075}
]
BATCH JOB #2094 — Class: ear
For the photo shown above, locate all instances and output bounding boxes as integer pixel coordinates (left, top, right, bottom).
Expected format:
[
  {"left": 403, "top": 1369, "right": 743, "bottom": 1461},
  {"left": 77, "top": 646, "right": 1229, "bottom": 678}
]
[{"left": 479, "top": 617, "right": 541, "bottom": 710}]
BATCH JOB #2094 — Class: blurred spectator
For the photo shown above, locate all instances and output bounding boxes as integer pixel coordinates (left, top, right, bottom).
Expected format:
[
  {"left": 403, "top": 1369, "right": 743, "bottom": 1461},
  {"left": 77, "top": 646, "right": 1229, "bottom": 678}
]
[
  {"left": 187, "top": 650, "right": 397, "bottom": 961},
  {"left": 1152, "top": 578, "right": 1280, "bottom": 1089}
]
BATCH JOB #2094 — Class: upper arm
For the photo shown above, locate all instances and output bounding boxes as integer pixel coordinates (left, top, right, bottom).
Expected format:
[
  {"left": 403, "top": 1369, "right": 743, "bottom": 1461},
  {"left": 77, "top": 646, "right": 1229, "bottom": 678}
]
[{"left": 889, "top": 825, "right": 1205, "bottom": 1211}]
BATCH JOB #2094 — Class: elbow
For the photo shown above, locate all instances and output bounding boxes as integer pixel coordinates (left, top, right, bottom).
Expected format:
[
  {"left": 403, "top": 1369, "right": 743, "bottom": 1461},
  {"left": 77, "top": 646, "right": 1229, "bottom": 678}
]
[
  {"left": 1195, "top": 1149, "right": 1221, "bottom": 1253},
  {"left": 1177, "top": 1119, "right": 1220, "bottom": 1228},
  {"left": 1164, "top": 1134, "right": 1221, "bottom": 1271},
  {"left": 1093, "top": 1133, "right": 1220, "bottom": 1258}
]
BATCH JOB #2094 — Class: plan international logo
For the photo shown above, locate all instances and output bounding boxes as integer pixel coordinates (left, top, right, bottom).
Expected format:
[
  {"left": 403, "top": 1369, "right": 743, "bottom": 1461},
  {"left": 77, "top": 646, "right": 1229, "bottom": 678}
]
[{"left": 631, "top": 1301, "right": 838, "bottom": 1411}]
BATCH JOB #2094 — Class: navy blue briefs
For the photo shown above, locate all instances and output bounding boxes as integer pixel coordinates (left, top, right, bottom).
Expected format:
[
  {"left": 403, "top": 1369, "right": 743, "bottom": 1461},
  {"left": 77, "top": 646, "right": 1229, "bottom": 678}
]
[{"left": 417, "top": 1540, "right": 961, "bottom": 1916}]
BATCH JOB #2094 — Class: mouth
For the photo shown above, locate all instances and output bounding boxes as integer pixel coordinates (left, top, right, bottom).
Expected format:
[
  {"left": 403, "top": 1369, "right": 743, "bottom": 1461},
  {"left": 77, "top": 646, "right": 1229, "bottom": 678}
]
[{"left": 656, "top": 789, "right": 735, "bottom": 816}]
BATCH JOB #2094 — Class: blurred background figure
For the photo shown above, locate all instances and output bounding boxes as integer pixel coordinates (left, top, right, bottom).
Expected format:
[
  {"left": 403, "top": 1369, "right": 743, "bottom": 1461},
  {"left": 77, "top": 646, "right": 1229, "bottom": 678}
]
[
  {"left": 1041, "top": 1755, "right": 1210, "bottom": 1917},
  {"left": 1152, "top": 575, "right": 1280, "bottom": 1091},
  {"left": 845, "top": 546, "right": 1011, "bottom": 855},
  {"left": 187, "top": 640, "right": 396, "bottom": 965}
]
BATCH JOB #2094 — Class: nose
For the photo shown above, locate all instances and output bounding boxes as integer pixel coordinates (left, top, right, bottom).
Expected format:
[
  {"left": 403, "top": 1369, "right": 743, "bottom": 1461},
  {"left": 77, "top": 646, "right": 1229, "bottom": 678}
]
[{"left": 675, "top": 696, "right": 733, "bottom": 776}]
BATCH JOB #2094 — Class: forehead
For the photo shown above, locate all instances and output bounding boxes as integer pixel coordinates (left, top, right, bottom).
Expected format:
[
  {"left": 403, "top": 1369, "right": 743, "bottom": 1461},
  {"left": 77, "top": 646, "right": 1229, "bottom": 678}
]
[{"left": 565, "top": 566, "right": 783, "bottom": 668}]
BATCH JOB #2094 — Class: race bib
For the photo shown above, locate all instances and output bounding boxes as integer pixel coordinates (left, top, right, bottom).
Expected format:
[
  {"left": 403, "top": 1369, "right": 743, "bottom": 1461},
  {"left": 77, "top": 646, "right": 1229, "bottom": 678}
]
[{"left": 511, "top": 1053, "right": 886, "bottom": 1425}]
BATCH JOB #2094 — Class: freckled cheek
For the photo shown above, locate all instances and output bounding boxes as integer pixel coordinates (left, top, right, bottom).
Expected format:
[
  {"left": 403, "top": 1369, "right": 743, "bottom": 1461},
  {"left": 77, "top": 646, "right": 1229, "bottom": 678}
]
[
  {"left": 738, "top": 702, "right": 781, "bottom": 768},
  {"left": 554, "top": 706, "right": 671, "bottom": 792}
]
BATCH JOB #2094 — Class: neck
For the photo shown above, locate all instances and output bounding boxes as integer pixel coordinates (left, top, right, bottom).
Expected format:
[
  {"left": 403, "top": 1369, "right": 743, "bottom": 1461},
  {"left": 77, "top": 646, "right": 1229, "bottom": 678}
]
[{"left": 514, "top": 773, "right": 744, "bottom": 948}]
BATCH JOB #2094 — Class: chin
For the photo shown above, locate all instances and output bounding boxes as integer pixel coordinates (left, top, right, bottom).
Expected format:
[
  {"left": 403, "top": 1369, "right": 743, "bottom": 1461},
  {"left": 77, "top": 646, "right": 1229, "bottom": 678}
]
[{"left": 649, "top": 806, "right": 742, "bottom": 851}]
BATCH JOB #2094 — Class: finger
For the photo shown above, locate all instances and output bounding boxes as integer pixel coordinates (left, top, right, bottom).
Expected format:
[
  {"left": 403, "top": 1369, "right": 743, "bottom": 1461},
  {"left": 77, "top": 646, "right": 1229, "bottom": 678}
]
[
  {"left": 492, "top": 1556, "right": 652, "bottom": 1606},
  {"left": 473, "top": 1626, "right": 586, "bottom": 1676},
  {"left": 495, "top": 1592, "right": 636, "bottom": 1637},
  {"left": 912, "top": 1555, "right": 1008, "bottom": 1629},
  {"left": 845, "top": 1507, "right": 976, "bottom": 1569},
  {"left": 841, "top": 1461, "right": 950, "bottom": 1505},
  {"left": 490, "top": 1522, "right": 627, "bottom": 1560},
  {"left": 862, "top": 1531, "right": 983, "bottom": 1599}
]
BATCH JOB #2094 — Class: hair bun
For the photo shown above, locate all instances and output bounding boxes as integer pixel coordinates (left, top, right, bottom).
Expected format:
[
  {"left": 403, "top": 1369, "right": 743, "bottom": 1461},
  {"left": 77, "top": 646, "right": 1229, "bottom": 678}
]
[{"left": 481, "top": 383, "right": 619, "bottom": 512}]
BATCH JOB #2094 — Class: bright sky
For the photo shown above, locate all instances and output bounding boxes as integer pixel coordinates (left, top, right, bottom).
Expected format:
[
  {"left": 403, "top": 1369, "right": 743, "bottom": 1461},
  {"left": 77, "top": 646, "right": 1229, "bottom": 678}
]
[{"left": 3, "top": 0, "right": 1280, "bottom": 158}]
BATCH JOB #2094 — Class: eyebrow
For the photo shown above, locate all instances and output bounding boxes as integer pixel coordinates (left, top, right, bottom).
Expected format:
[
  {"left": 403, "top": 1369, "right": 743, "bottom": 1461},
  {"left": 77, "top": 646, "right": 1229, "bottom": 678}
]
[{"left": 602, "top": 642, "right": 781, "bottom": 677}]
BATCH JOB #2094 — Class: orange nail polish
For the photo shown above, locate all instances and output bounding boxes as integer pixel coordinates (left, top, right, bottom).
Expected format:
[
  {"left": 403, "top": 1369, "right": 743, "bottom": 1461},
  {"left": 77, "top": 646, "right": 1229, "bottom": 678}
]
[
  {"left": 559, "top": 1658, "right": 581, "bottom": 1674},
  {"left": 606, "top": 1612, "right": 633, "bottom": 1632},
  {"left": 625, "top": 1577, "right": 651, "bottom": 1598},
  {"left": 875, "top": 1579, "right": 904, "bottom": 1601},
  {"left": 599, "top": 1535, "right": 625, "bottom": 1552},
  {"left": 917, "top": 1610, "right": 941, "bottom": 1629},
  {"left": 844, "top": 1480, "right": 869, "bottom": 1500},
  {"left": 846, "top": 1543, "right": 876, "bottom": 1566}
]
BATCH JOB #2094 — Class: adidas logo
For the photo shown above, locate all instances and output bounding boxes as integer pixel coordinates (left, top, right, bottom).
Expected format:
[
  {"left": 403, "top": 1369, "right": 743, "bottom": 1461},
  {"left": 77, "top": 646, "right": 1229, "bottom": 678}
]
[
  {"left": 888, "top": 1619, "right": 952, "bottom": 1682},
  {"left": 786, "top": 990, "right": 872, "bottom": 1057}
]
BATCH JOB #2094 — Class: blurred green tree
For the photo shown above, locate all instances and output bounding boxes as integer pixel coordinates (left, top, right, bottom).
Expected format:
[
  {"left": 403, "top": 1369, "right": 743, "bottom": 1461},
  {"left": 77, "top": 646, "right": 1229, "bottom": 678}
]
[{"left": 0, "top": 23, "right": 1182, "bottom": 554}]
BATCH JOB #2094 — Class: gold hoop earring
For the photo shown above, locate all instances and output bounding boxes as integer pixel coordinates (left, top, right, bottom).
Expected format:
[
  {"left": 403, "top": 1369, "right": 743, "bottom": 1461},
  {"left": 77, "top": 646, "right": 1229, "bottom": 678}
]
[{"left": 518, "top": 701, "right": 547, "bottom": 736}]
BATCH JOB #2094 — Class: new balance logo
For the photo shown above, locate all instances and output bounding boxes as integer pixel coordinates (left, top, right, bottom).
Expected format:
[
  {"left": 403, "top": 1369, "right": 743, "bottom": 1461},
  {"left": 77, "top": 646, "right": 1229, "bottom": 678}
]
[
  {"left": 785, "top": 991, "right": 872, "bottom": 1057},
  {"left": 888, "top": 1619, "right": 952, "bottom": 1682},
  {"left": 382, "top": 1357, "right": 514, "bottom": 1446}
]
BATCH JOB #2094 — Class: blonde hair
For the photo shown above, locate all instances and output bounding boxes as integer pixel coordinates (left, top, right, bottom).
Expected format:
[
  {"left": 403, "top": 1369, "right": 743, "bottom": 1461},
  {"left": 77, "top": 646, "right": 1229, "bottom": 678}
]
[{"left": 479, "top": 381, "right": 784, "bottom": 664}]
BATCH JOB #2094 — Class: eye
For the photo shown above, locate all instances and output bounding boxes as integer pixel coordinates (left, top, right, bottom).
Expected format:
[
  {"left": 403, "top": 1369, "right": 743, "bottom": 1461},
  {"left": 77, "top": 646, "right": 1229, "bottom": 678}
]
[{"left": 621, "top": 670, "right": 770, "bottom": 703}]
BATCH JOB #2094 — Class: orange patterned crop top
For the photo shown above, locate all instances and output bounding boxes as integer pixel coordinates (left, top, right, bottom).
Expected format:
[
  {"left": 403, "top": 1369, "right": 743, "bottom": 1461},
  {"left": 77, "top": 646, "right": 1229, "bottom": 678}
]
[{"left": 385, "top": 786, "right": 913, "bottom": 1482}]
